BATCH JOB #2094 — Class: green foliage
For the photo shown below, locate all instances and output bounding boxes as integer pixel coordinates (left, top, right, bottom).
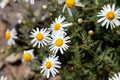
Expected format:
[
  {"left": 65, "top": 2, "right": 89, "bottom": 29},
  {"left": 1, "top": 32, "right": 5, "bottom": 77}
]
[
  {"left": 47, "top": 0, "right": 120, "bottom": 80},
  {"left": 4, "top": 0, "right": 120, "bottom": 80}
]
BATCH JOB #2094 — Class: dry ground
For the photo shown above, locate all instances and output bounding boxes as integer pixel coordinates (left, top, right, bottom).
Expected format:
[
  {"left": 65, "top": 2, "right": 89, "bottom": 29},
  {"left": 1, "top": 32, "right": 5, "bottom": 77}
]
[{"left": 0, "top": 0, "right": 53, "bottom": 80}]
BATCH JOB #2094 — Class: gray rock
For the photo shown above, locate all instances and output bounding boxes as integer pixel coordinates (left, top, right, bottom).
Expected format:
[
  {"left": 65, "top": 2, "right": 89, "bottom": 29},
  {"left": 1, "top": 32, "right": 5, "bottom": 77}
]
[
  {"left": 5, "top": 53, "right": 21, "bottom": 63},
  {"left": 50, "top": 75, "right": 61, "bottom": 80},
  {"left": 57, "top": 0, "right": 65, "bottom": 5},
  {"left": 0, "top": 61, "right": 5, "bottom": 69}
]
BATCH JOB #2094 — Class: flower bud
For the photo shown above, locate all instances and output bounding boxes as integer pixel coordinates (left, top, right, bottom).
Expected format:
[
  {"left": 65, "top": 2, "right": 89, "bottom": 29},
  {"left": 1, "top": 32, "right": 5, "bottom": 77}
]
[
  {"left": 88, "top": 30, "right": 94, "bottom": 36},
  {"left": 42, "top": 5, "right": 48, "bottom": 10},
  {"left": 78, "top": 18, "right": 83, "bottom": 24}
]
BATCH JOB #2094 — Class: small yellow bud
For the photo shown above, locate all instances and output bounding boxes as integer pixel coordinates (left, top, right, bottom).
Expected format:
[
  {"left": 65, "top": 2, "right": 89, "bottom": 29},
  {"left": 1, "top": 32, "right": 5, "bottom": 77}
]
[
  {"left": 5, "top": 0, "right": 10, "bottom": 6},
  {"left": 88, "top": 30, "right": 94, "bottom": 36},
  {"left": 22, "top": 20, "right": 26, "bottom": 24},
  {"left": 18, "top": 19, "right": 22, "bottom": 24},
  {"left": 0, "top": 49, "right": 5, "bottom": 53},
  {"left": 42, "top": 5, "right": 48, "bottom": 10},
  {"left": 49, "top": 13, "right": 53, "bottom": 16},
  {"left": 78, "top": 18, "right": 84, "bottom": 24},
  {"left": 13, "top": 0, "right": 18, "bottom": 2},
  {"left": 70, "top": 22, "right": 74, "bottom": 26},
  {"left": 18, "top": 19, "right": 26, "bottom": 24}
]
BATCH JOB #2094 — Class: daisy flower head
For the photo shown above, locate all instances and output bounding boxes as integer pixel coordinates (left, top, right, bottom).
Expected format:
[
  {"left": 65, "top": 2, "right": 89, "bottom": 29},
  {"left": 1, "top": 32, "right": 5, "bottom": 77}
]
[
  {"left": 62, "top": 0, "right": 84, "bottom": 16},
  {"left": 40, "top": 55, "right": 61, "bottom": 78},
  {"left": 49, "top": 15, "right": 71, "bottom": 34},
  {"left": 49, "top": 32, "right": 71, "bottom": 54},
  {"left": 97, "top": 4, "right": 120, "bottom": 29},
  {"left": 30, "top": 27, "right": 50, "bottom": 48},
  {"left": 5, "top": 28, "right": 18, "bottom": 46},
  {"left": 25, "top": 0, "right": 34, "bottom": 4},
  {"left": 0, "top": 0, "right": 10, "bottom": 9},
  {"left": 0, "top": 76, "right": 7, "bottom": 80},
  {"left": 109, "top": 72, "right": 120, "bottom": 80},
  {"left": 22, "top": 49, "right": 35, "bottom": 62}
]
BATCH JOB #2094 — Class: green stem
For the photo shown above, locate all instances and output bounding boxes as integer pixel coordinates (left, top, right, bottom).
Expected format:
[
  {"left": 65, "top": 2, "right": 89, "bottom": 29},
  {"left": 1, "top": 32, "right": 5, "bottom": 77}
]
[{"left": 82, "top": 7, "right": 98, "bottom": 11}]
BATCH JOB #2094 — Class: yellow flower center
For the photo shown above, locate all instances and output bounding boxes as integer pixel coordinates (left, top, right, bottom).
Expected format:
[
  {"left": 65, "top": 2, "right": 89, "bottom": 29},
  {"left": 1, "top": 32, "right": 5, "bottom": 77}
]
[
  {"left": 66, "top": 0, "right": 75, "bottom": 8},
  {"left": 54, "top": 23, "right": 61, "bottom": 31},
  {"left": 23, "top": 52, "right": 32, "bottom": 62},
  {"left": 36, "top": 33, "right": 44, "bottom": 41},
  {"left": 106, "top": 11, "right": 115, "bottom": 20},
  {"left": 55, "top": 38, "right": 63, "bottom": 47},
  {"left": 45, "top": 60, "right": 52, "bottom": 69},
  {"left": 5, "top": 32, "right": 11, "bottom": 39}
]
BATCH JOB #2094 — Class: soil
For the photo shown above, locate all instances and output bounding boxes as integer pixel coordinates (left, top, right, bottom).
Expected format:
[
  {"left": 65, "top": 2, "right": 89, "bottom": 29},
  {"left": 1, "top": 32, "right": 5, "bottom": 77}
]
[{"left": 0, "top": 0, "right": 52, "bottom": 80}]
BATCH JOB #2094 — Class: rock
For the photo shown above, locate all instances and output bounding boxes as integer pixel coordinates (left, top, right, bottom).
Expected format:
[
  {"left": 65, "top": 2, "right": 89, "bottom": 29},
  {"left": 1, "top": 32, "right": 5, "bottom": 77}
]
[
  {"left": 0, "top": 20, "right": 8, "bottom": 51},
  {"left": 50, "top": 75, "right": 61, "bottom": 80},
  {"left": 4, "top": 62, "right": 35, "bottom": 80},
  {"left": 0, "top": 61, "right": 5, "bottom": 69},
  {"left": 34, "top": 9, "right": 40, "bottom": 17},
  {"left": 24, "top": 68, "right": 35, "bottom": 79},
  {"left": 57, "top": 0, "right": 65, "bottom": 5},
  {"left": 5, "top": 53, "right": 21, "bottom": 64},
  {"left": 0, "top": 20, "right": 6, "bottom": 39},
  {"left": 40, "top": 12, "right": 50, "bottom": 21}
]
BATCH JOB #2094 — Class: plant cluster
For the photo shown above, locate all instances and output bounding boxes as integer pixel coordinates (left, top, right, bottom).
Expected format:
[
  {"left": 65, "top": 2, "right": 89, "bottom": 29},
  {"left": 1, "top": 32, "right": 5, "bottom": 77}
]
[{"left": 1, "top": 0, "right": 120, "bottom": 80}]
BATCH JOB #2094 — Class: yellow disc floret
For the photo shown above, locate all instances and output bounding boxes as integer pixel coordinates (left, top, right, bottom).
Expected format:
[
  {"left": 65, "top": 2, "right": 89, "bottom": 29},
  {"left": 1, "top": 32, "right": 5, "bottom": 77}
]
[
  {"left": 106, "top": 11, "right": 115, "bottom": 20},
  {"left": 55, "top": 38, "right": 63, "bottom": 47},
  {"left": 45, "top": 60, "right": 52, "bottom": 69},
  {"left": 36, "top": 33, "right": 44, "bottom": 41},
  {"left": 66, "top": 0, "right": 75, "bottom": 8},
  {"left": 5, "top": 32, "right": 11, "bottom": 39},
  {"left": 23, "top": 52, "right": 32, "bottom": 62},
  {"left": 54, "top": 23, "right": 61, "bottom": 31}
]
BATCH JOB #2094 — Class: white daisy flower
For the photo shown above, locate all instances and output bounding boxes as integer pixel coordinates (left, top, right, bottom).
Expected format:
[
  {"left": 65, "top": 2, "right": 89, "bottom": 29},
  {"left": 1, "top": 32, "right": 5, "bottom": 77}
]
[
  {"left": 0, "top": 76, "right": 7, "bottom": 80},
  {"left": 97, "top": 4, "right": 120, "bottom": 29},
  {"left": 109, "top": 72, "right": 120, "bottom": 80},
  {"left": 25, "top": 0, "right": 35, "bottom": 4},
  {"left": 49, "top": 32, "right": 70, "bottom": 54},
  {"left": 40, "top": 55, "right": 61, "bottom": 78},
  {"left": 62, "top": 0, "right": 84, "bottom": 16},
  {"left": 0, "top": 0, "right": 10, "bottom": 9},
  {"left": 22, "top": 49, "right": 35, "bottom": 62},
  {"left": 49, "top": 15, "right": 71, "bottom": 34},
  {"left": 30, "top": 27, "right": 50, "bottom": 48},
  {"left": 5, "top": 28, "right": 18, "bottom": 46}
]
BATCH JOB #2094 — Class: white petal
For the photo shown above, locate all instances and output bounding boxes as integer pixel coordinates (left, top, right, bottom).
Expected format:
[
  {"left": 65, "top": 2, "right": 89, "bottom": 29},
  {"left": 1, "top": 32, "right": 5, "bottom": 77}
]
[
  {"left": 97, "top": 17, "right": 106, "bottom": 23},
  {"left": 75, "top": 2, "right": 84, "bottom": 7},
  {"left": 67, "top": 8, "right": 73, "bottom": 17},
  {"left": 47, "top": 70, "right": 50, "bottom": 78},
  {"left": 106, "top": 21, "right": 110, "bottom": 29},
  {"left": 101, "top": 19, "right": 108, "bottom": 26},
  {"left": 112, "top": 4, "right": 115, "bottom": 12},
  {"left": 62, "top": 5, "right": 66, "bottom": 13}
]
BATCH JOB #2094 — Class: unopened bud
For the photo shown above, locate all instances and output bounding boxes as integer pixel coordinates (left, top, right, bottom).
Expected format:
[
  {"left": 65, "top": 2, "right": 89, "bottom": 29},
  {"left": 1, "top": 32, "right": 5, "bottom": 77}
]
[
  {"left": 49, "top": 13, "right": 53, "bottom": 16},
  {"left": 78, "top": 18, "right": 83, "bottom": 24},
  {"left": 70, "top": 22, "right": 74, "bottom": 26},
  {"left": 13, "top": 0, "right": 18, "bottom": 2},
  {"left": 88, "top": 30, "right": 94, "bottom": 36},
  {"left": 18, "top": 19, "right": 22, "bottom": 24},
  {"left": 18, "top": 19, "right": 26, "bottom": 24},
  {"left": 0, "top": 49, "right": 5, "bottom": 53},
  {"left": 42, "top": 5, "right": 48, "bottom": 10}
]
